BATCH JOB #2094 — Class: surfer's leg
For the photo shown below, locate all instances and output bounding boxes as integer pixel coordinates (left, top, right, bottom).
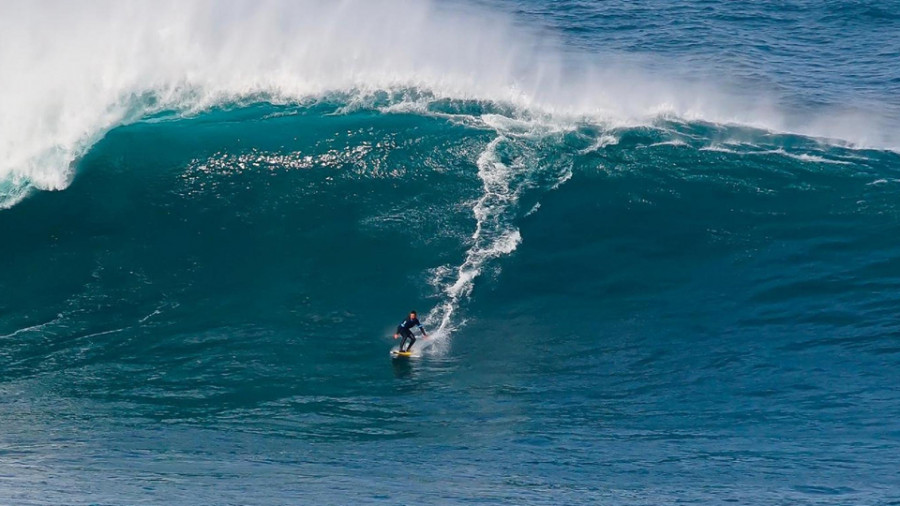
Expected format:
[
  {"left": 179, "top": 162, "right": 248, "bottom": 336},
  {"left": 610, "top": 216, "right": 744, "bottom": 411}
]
[{"left": 399, "top": 329, "right": 415, "bottom": 351}]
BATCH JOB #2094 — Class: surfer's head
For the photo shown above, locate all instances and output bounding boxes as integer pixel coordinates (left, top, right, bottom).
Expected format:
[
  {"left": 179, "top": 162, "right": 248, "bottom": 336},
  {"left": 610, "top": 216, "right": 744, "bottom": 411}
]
[{"left": 410, "top": 310, "right": 417, "bottom": 318}]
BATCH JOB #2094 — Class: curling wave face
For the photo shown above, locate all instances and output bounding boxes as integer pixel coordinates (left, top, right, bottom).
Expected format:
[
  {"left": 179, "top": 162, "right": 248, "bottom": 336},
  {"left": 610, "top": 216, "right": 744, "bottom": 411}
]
[
  {"left": 2, "top": 98, "right": 899, "bottom": 503},
  {"left": 2, "top": 0, "right": 899, "bottom": 208}
]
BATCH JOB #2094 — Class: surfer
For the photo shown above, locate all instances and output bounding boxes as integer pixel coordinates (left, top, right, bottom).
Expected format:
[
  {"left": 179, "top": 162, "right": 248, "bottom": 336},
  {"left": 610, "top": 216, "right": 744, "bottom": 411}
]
[{"left": 394, "top": 310, "right": 428, "bottom": 352}]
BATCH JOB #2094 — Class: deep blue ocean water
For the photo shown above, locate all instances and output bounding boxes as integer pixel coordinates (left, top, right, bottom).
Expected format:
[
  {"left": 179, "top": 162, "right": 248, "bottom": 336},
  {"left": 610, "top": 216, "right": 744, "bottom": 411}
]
[{"left": 1, "top": 1, "right": 900, "bottom": 504}]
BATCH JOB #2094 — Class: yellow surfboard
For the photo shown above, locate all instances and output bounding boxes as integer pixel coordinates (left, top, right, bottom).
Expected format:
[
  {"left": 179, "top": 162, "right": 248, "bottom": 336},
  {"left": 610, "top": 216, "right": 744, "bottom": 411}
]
[{"left": 390, "top": 350, "right": 413, "bottom": 358}]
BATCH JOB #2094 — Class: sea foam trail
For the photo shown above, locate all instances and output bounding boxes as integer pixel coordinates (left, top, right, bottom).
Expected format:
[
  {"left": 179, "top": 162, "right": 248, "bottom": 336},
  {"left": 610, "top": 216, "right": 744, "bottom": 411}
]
[
  {"left": 424, "top": 137, "right": 521, "bottom": 352},
  {"left": 2, "top": 0, "right": 896, "bottom": 208},
  {"left": 423, "top": 117, "right": 575, "bottom": 353}
]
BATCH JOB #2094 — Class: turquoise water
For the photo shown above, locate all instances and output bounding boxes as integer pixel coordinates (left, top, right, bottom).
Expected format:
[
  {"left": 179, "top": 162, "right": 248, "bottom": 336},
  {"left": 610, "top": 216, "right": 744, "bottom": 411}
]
[{"left": 2, "top": 1, "right": 900, "bottom": 504}]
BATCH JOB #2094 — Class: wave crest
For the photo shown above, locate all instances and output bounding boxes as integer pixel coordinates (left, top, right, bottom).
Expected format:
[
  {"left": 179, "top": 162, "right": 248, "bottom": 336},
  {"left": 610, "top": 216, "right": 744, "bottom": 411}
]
[{"left": 3, "top": 0, "right": 896, "bottom": 208}]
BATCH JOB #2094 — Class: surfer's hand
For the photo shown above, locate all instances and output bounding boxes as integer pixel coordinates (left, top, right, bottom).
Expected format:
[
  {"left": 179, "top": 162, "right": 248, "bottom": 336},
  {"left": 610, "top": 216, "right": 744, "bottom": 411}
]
[{"left": 393, "top": 334, "right": 399, "bottom": 339}]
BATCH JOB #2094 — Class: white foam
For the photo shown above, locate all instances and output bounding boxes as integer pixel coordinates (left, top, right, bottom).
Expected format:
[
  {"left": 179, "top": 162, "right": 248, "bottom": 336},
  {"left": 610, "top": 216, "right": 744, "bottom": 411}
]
[
  {"left": 866, "top": 178, "right": 900, "bottom": 186},
  {"left": 646, "top": 139, "right": 689, "bottom": 148},
  {"left": 780, "top": 151, "right": 852, "bottom": 165},
  {"left": 579, "top": 134, "right": 620, "bottom": 154},
  {"left": 424, "top": 136, "right": 523, "bottom": 347},
  {"left": 699, "top": 145, "right": 742, "bottom": 154},
  {"left": 422, "top": 115, "right": 576, "bottom": 352},
  {"left": 699, "top": 146, "right": 853, "bottom": 165},
  {"left": 2, "top": 0, "right": 896, "bottom": 207}
]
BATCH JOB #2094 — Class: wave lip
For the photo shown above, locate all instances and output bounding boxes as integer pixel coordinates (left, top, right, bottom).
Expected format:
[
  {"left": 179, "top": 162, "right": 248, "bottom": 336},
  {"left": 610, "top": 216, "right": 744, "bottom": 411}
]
[{"left": 3, "top": 0, "right": 898, "bottom": 207}]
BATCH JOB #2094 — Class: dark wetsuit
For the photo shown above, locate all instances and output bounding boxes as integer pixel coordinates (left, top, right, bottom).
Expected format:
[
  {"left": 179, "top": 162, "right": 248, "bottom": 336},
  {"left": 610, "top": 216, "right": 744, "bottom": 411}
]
[{"left": 397, "top": 317, "right": 425, "bottom": 352}]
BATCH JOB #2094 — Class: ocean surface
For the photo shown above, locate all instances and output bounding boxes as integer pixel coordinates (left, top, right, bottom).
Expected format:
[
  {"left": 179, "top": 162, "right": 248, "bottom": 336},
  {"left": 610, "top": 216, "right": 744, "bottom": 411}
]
[{"left": 2, "top": 1, "right": 900, "bottom": 504}]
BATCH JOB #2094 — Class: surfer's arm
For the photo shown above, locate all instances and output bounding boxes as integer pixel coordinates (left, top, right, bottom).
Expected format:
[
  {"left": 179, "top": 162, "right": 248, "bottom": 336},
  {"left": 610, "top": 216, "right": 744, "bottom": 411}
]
[{"left": 418, "top": 324, "right": 427, "bottom": 337}]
